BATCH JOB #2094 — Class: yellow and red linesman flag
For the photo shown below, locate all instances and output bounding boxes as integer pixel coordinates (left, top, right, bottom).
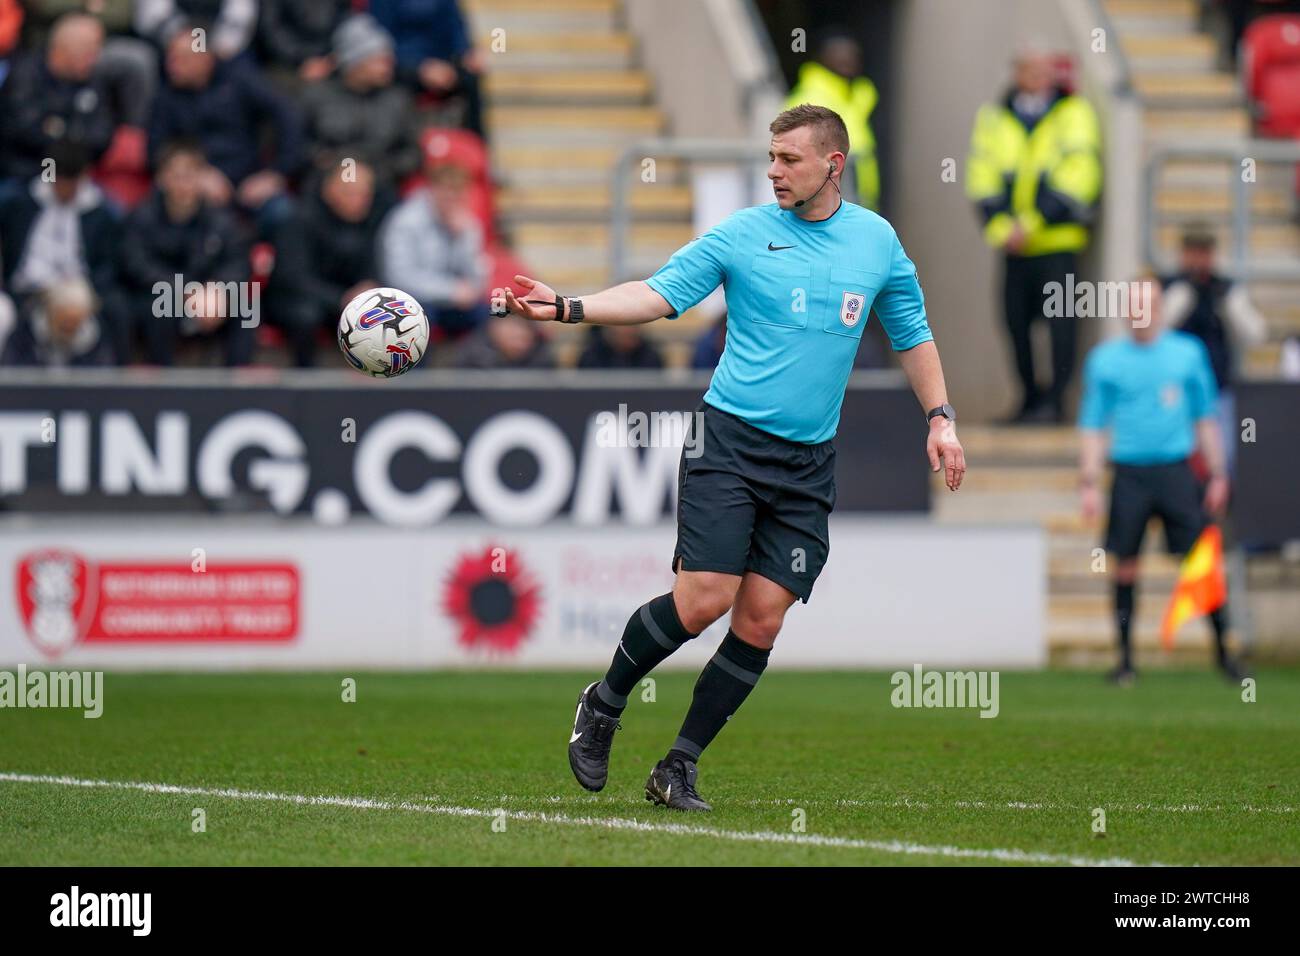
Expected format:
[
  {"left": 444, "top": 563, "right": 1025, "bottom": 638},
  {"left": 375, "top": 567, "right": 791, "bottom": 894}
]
[{"left": 1160, "top": 525, "right": 1227, "bottom": 650}]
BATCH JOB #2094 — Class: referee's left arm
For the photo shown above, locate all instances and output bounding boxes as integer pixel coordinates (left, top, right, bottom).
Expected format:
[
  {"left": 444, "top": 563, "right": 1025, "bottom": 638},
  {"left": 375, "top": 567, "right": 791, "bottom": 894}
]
[{"left": 875, "top": 232, "right": 965, "bottom": 492}]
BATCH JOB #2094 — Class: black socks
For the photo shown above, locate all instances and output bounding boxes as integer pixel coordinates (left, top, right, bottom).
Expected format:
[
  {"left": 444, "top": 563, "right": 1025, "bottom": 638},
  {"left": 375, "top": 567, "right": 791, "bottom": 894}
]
[
  {"left": 1115, "top": 581, "right": 1135, "bottom": 670},
  {"left": 668, "top": 629, "right": 771, "bottom": 763},
  {"left": 590, "top": 592, "right": 698, "bottom": 718}
]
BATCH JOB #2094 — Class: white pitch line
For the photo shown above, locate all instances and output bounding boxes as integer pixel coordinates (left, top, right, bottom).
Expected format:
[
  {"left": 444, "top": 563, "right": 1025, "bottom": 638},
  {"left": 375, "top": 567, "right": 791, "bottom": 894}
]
[
  {"left": 0, "top": 771, "right": 1164, "bottom": 867},
  {"left": 506, "top": 794, "right": 1298, "bottom": 815}
]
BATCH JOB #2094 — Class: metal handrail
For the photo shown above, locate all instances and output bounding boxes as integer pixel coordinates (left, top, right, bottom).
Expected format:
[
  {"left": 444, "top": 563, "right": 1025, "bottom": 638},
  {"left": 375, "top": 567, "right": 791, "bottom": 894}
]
[
  {"left": 609, "top": 138, "right": 770, "bottom": 283},
  {"left": 1144, "top": 139, "right": 1300, "bottom": 281},
  {"left": 1085, "top": 0, "right": 1137, "bottom": 99}
]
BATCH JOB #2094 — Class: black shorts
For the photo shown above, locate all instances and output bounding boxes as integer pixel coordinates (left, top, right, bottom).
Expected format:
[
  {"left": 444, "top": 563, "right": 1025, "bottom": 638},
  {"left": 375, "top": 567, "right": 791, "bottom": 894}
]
[
  {"left": 1104, "top": 459, "right": 1207, "bottom": 559},
  {"left": 672, "top": 400, "right": 836, "bottom": 603}
]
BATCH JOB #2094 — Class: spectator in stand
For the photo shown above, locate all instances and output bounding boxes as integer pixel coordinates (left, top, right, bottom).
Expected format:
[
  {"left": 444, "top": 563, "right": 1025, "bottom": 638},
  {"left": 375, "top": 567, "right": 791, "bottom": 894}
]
[
  {"left": 368, "top": 0, "right": 485, "bottom": 137},
  {"left": 691, "top": 313, "right": 726, "bottom": 370},
  {"left": 966, "top": 42, "right": 1102, "bottom": 424},
  {"left": 119, "top": 139, "right": 251, "bottom": 366},
  {"left": 256, "top": 0, "right": 351, "bottom": 86},
  {"left": 578, "top": 324, "right": 664, "bottom": 369},
  {"left": 19, "top": 2, "right": 157, "bottom": 127},
  {"left": 379, "top": 161, "right": 488, "bottom": 342},
  {"left": 300, "top": 15, "right": 419, "bottom": 190},
  {"left": 267, "top": 157, "right": 392, "bottom": 367},
  {"left": 0, "top": 13, "right": 115, "bottom": 187},
  {"left": 149, "top": 22, "right": 303, "bottom": 221},
  {"left": 784, "top": 29, "right": 879, "bottom": 210},
  {"left": 0, "top": 290, "right": 15, "bottom": 352},
  {"left": 0, "top": 0, "right": 20, "bottom": 75},
  {"left": 0, "top": 277, "right": 115, "bottom": 367},
  {"left": 455, "top": 313, "right": 554, "bottom": 370},
  {"left": 1161, "top": 226, "right": 1268, "bottom": 476},
  {"left": 135, "top": 0, "right": 257, "bottom": 62},
  {"left": 0, "top": 140, "right": 126, "bottom": 361}
]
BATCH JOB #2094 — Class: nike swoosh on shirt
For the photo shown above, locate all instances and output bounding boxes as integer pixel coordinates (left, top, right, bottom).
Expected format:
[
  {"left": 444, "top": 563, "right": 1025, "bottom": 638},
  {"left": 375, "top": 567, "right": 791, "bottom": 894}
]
[{"left": 767, "top": 242, "right": 796, "bottom": 251}]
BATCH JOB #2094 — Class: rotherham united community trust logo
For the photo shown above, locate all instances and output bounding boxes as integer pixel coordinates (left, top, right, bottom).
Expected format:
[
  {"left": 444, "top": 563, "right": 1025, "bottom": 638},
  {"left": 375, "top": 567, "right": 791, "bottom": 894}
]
[
  {"left": 440, "top": 545, "right": 541, "bottom": 654},
  {"left": 15, "top": 549, "right": 299, "bottom": 658},
  {"left": 16, "top": 550, "right": 96, "bottom": 658}
]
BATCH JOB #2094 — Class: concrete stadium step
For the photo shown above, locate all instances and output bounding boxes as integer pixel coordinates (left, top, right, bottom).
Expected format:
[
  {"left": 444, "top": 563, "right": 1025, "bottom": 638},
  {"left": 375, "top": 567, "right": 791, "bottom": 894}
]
[
  {"left": 1106, "top": 0, "right": 1199, "bottom": 34},
  {"left": 930, "top": 465, "right": 1078, "bottom": 494},
  {"left": 1048, "top": 640, "right": 1223, "bottom": 667},
  {"left": 485, "top": 69, "right": 652, "bottom": 105},
  {"left": 1155, "top": 222, "right": 1300, "bottom": 254},
  {"left": 1143, "top": 106, "right": 1251, "bottom": 139},
  {"left": 1243, "top": 342, "right": 1284, "bottom": 376},
  {"left": 511, "top": 222, "right": 692, "bottom": 273},
  {"left": 1122, "top": 33, "right": 1218, "bottom": 70},
  {"left": 1262, "top": 304, "right": 1300, "bottom": 338},
  {"left": 497, "top": 183, "right": 691, "bottom": 220},
  {"left": 1049, "top": 622, "right": 1228, "bottom": 653},
  {"left": 466, "top": 0, "right": 620, "bottom": 34},
  {"left": 955, "top": 425, "right": 1079, "bottom": 464},
  {"left": 517, "top": 246, "right": 677, "bottom": 277},
  {"left": 933, "top": 491, "right": 1079, "bottom": 523},
  {"left": 1049, "top": 550, "right": 1181, "bottom": 584},
  {"left": 491, "top": 147, "right": 686, "bottom": 187},
  {"left": 512, "top": 221, "right": 693, "bottom": 248},
  {"left": 1249, "top": 280, "right": 1300, "bottom": 306},
  {"left": 1133, "top": 71, "right": 1242, "bottom": 107},
  {"left": 1157, "top": 159, "right": 1296, "bottom": 191},
  {"left": 477, "top": 32, "right": 635, "bottom": 70},
  {"left": 488, "top": 105, "right": 664, "bottom": 147},
  {"left": 1052, "top": 594, "right": 1170, "bottom": 628},
  {"left": 1154, "top": 185, "right": 1293, "bottom": 218}
]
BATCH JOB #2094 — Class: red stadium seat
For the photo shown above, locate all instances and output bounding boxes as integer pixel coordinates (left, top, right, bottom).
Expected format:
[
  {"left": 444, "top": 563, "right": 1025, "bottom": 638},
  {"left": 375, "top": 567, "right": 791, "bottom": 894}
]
[
  {"left": 420, "top": 127, "right": 490, "bottom": 181},
  {"left": 485, "top": 242, "right": 531, "bottom": 299},
  {"left": 1243, "top": 15, "right": 1300, "bottom": 136},
  {"left": 399, "top": 127, "right": 498, "bottom": 244},
  {"left": 92, "top": 125, "right": 151, "bottom": 210}
]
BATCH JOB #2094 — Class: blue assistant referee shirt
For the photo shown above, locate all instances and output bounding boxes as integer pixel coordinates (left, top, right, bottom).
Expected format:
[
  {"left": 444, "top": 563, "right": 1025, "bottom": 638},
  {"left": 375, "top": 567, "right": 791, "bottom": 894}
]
[
  {"left": 1078, "top": 330, "right": 1219, "bottom": 465},
  {"left": 645, "top": 200, "right": 933, "bottom": 443}
]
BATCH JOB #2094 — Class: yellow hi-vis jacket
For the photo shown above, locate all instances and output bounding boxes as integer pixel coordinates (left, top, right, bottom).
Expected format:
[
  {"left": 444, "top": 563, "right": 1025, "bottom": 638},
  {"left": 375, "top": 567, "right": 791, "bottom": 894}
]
[
  {"left": 966, "top": 88, "right": 1102, "bottom": 256},
  {"left": 785, "top": 61, "right": 879, "bottom": 210}
]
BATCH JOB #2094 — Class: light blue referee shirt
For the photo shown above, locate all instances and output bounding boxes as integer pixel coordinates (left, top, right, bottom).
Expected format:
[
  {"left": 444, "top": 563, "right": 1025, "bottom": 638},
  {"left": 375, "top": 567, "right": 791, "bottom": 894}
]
[
  {"left": 1078, "top": 330, "right": 1219, "bottom": 465},
  {"left": 645, "top": 200, "right": 933, "bottom": 443}
]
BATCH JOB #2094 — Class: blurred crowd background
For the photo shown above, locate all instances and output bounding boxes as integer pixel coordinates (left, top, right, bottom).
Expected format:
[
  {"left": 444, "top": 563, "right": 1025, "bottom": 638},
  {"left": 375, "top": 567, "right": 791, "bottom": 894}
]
[
  {"left": 0, "top": 0, "right": 680, "bottom": 372},
  {"left": 0, "top": 0, "right": 1298, "bottom": 396}
]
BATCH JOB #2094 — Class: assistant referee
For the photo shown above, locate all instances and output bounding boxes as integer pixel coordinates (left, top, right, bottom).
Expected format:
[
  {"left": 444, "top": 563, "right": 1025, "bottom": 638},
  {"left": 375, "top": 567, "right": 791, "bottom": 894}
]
[
  {"left": 491, "top": 104, "right": 966, "bottom": 811},
  {"left": 1078, "top": 280, "right": 1241, "bottom": 685}
]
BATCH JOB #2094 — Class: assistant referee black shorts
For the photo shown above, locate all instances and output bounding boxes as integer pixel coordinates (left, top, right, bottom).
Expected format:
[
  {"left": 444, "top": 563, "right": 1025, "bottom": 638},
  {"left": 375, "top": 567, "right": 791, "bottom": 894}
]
[
  {"left": 1104, "top": 459, "right": 1208, "bottom": 559},
  {"left": 672, "top": 399, "right": 836, "bottom": 603}
]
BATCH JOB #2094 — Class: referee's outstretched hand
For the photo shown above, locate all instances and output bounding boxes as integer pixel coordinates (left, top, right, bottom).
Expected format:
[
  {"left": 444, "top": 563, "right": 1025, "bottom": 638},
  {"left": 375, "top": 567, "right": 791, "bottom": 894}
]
[
  {"left": 927, "top": 421, "right": 966, "bottom": 492},
  {"left": 491, "top": 275, "right": 561, "bottom": 323}
]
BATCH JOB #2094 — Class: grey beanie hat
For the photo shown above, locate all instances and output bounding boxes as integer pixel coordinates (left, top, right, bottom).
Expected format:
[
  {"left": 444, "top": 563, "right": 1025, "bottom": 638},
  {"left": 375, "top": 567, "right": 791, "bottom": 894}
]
[{"left": 333, "top": 14, "right": 394, "bottom": 70}]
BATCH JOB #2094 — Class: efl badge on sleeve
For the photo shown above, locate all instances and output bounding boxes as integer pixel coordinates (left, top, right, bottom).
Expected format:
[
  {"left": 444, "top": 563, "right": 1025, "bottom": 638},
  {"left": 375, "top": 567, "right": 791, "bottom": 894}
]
[{"left": 840, "top": 291, "right": 865, "bottom": 328}]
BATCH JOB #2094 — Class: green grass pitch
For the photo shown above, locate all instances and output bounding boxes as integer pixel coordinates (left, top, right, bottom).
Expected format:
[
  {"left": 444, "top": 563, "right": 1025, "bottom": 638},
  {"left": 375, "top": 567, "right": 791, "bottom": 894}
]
[{"left": 1, "top": 669, "right": 1297, "bottom": 866}]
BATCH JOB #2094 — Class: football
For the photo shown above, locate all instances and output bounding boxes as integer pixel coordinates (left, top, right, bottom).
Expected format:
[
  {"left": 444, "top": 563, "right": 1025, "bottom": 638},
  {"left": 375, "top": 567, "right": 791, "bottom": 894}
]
[{"left": 337, "top": 287, "right": 430, "bottom": 377}]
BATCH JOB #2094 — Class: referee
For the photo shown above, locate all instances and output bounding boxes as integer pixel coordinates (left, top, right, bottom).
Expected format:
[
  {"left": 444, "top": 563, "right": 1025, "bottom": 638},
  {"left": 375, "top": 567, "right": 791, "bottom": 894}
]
[
  {"left": 491, "top": 104, "right": 966, "bottom": 811},
  {"left": 1078, "top": 280, "right": 1242, "bottom": 685}
]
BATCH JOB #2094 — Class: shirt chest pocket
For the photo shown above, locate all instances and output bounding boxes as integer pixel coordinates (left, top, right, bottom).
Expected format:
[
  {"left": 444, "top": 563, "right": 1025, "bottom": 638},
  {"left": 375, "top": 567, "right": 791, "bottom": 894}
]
[
  {"left": 749, "top": 254, "right": 811, "bottom": 330},
  {"left": 823, "top": 267, "right": 883, "bottom": 338}
]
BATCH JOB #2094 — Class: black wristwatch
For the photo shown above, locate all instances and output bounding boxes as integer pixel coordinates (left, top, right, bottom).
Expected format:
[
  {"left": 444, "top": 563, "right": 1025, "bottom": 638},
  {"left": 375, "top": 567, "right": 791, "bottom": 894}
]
[
  {"left": 523, "top": 294, "right": 583, "bottom": 323},
  {"left": 926, "top": 403, "right": 956, "bottom": 424}
]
